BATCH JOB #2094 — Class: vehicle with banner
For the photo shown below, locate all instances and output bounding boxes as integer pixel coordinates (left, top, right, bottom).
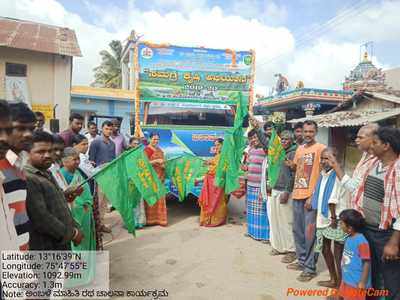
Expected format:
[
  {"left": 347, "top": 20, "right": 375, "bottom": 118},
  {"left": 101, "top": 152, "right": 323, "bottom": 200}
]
[
  {"left": 136, "top": 43, "right": 254, "bottom": 157},
  {"left": 132, "top": 42, "right": 255, "bottom": 198}
]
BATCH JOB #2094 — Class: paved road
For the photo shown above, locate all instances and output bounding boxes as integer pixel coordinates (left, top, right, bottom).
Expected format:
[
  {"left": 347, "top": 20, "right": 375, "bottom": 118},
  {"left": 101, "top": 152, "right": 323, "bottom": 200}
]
[{"left": 104, "top": 197, "right": 329, "bottom": 300}]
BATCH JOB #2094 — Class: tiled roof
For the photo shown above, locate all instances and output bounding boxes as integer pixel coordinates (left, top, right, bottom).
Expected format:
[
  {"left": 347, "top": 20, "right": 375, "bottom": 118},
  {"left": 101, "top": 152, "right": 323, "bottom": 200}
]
[
  {"left": 288, "top": 108, "right": 400, "bottom": 128},
  {"left": 367, "top": 92, "right": 400, "bottom": 105},
  {"left": 0, "top": 17, "right": 81, "bottom": 57},
  {"left": 330, "top": 91, "right": 400, "bottom": 113}
]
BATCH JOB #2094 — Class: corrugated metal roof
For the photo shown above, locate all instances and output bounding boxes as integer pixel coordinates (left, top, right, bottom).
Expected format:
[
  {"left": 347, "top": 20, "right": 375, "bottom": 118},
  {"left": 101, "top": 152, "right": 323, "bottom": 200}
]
[
  {"left": 0, "top": 17, "right": 81, "bottom": 57},
  {"left": 288, "top": 108, "right": 400, "bottom": 128}
]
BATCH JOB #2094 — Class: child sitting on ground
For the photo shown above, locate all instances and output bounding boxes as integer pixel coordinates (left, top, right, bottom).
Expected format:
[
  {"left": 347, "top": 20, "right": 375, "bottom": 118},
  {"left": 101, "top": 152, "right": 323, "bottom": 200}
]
[
  {"left": 339, "top": 209, "right": 371, "bottom": 300},
  {"left": 312, "top": 147, "right": 350, "bottom": 288}
]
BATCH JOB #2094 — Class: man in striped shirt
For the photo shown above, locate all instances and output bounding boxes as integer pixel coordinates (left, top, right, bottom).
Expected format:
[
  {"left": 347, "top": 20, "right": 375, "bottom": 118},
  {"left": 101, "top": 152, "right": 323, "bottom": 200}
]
[
  {"left": 245, "top": 129, "right": 270, "bottom": 242},
  {"left": 0, "top": 102, "right": 36, "bottom": 251},
  {"left": 353, "top": 127, "right": 400, "bottom": 299},
  {"left": 0, "top": 100, "right": 21, "bottom": 250}
]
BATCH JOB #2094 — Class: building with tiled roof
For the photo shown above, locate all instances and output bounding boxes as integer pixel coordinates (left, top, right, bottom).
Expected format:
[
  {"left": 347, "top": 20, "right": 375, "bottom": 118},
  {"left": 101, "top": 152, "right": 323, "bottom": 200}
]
[
  {"left": 0, "top": 17, "right": 81, "bottom": 130},
  {"left": 288, "top": 90, "right": 400, "bottom": 174}
]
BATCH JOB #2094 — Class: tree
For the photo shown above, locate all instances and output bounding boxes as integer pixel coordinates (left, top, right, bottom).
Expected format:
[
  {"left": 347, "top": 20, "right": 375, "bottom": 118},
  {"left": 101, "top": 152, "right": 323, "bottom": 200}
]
[{"left": 92, "top": 40, "right": 122, "bottom": 88}]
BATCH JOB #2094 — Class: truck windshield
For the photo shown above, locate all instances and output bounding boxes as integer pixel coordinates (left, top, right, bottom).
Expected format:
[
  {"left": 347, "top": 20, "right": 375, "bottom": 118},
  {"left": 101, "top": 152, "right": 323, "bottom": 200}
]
[{"left": 146, "top": 102, "right": 234, "bottom": 127}]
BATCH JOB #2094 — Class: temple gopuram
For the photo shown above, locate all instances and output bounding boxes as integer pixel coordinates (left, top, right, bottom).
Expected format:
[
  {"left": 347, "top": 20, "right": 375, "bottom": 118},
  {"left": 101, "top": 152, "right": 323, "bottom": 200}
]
[
  {"left": 344, "top": 52, "right": 386, "bottom": 92},
  {"left": 286, "top": 51, "right": 400, "bottom": 174}
]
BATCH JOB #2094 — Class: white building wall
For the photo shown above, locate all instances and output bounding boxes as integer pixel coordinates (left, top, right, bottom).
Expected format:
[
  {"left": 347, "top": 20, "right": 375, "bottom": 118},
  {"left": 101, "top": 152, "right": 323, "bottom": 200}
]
[
  {"left": 316, "top": 127, "right": 329, "bottom": 146},
  {"left": 0, "top": 47, "right": 72, "bottom": 130},
  {"left": 384, "top": 67, "right": 400, "bottom": 90}
]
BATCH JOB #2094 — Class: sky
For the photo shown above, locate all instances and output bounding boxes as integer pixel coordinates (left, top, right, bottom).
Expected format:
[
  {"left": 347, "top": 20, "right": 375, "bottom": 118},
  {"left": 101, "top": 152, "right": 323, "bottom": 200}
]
[{"left": 2, "top": 0, "right": 400, "bottom": 95}]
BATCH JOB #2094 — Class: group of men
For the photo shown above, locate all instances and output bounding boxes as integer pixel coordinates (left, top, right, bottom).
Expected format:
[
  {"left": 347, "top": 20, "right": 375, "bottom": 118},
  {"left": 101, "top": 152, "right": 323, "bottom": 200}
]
[
  {"left": 0, "top": 101, "right": 134, "bottom": 253},
  {"left": 246, "top": 117, "right": 400, "bottom": 299},
  {"left": 59, "top": 113, "right": 133, "bottom": 233},
  {"left": 1, "top": 96, "right": 399, "bottom": 298},
  {"left": 0, "top": 100, "right": 143, "bottom": 299}
]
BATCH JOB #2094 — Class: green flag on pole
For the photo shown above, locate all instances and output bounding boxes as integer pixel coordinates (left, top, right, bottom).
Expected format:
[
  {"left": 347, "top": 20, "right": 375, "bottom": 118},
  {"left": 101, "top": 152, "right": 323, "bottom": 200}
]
[
  {"left": 214, "top": 92, "right": 248, "bottom": 193},
  {"left": 165, "top": 154, "right": 207, "bottom": 201},
  {"left": 267, "top": 129, "right": 286, "bottom": 188},
  {"left": 93, "top": 152, "right": 138, "bottom": 234},
  {"left": 124, "top": 147, "right": 167, "bottom": 206},
  {"left": 93, "top": 147, "right": 166, "bottom": 234}
]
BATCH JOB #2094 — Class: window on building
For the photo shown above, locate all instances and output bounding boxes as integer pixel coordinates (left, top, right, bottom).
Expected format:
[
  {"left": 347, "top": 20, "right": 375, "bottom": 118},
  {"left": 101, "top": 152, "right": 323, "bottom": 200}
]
[{"left": 6, "top": 63, "right": 27, "bottom": 77}]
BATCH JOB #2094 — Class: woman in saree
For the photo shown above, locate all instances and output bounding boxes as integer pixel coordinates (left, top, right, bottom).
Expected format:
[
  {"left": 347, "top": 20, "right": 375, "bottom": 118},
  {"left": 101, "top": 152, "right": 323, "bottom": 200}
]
[
  {"left": 129, "top": 137, "right": 146, "bottom": 229},
  {"left": 144, "top": 133, "right": 168, "bottom": 226},
  {"left": 60, "top": 147, "right": 96, "bottom": 251},
  {"left": 72, "top": 134, "right": 103, "bottom": 250},
  {"left": 60, "top": 147, "right": 96, "bottom": 286},
  {"left": 198, "top": 138, "right": 228, "bottom": 227}
]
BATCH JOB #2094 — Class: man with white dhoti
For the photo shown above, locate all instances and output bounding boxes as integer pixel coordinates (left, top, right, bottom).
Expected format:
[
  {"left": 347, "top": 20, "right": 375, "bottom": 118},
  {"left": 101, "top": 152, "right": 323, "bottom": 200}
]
[{"left": 268, "top": 131, "right": 297, "bottom": 263}]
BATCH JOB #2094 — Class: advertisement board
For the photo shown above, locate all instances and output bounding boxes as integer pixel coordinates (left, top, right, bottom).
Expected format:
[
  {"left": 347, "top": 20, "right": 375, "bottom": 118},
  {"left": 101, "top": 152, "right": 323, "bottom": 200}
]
[{"left": 138, "top": 44, "right": 253, "bottom": 103}]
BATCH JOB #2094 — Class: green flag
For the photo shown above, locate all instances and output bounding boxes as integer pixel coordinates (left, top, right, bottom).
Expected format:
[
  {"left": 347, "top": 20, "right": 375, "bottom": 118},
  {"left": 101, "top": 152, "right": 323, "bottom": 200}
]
[
  {"left": 93, "top": 151, "right": 138, "bottom": 234},
  {"left": 267, "top": 129, "right": 286, "bottom": 188},
  {"left": 171, "top": 131, "right": 195, "bottom": 156},
  {"left": 233, "top": 91, "right": 248, "bottom": 131},
  {"left": 214, "top": 92, "right": 248, "bottom": 193},
  {"left": 93, "top": 147, "right": 166, "bottom": 234},
  {"left": 214, "top": 131, "right": 240, "bottom": 193},
  {"left": 166, "top": 154, "right": 206, "bottom": 201},
  {"left": 124, "top": 147, "right": 167, "bottom": 206}
]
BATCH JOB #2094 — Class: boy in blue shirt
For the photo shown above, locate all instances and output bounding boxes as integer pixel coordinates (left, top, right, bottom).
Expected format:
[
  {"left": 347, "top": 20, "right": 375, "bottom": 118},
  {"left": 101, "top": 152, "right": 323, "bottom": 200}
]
[{"left": 339, "top": 209, "right": 371, "bottom": 300}]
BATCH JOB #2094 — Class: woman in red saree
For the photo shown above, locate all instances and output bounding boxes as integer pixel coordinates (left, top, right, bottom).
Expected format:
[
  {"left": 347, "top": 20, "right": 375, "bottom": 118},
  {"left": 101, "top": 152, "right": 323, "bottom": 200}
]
[
  {"left": 144, "top": 133, "right": 167, "bottom": 226},
  {"left": 199, "top": 138, "right": 228, "bottom": 227}
]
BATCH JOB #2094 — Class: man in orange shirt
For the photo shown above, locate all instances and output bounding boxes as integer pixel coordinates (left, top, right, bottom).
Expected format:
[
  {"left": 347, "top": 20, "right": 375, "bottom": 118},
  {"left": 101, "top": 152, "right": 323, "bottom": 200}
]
[{"left": 286, "top": 120, "right": 326, "bottom": 282}]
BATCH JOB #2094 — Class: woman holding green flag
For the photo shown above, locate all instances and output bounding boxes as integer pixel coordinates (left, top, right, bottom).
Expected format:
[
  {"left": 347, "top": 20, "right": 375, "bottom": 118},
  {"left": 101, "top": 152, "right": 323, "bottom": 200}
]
[
  {"left": 144, "top": 133, "right": 168, "bottom": 226},
  {"left": 198, "top": 138, "right": 228, "bottom": 227},
  {"left": 60, "top": 147, "right": 96, "bottom": 252}
]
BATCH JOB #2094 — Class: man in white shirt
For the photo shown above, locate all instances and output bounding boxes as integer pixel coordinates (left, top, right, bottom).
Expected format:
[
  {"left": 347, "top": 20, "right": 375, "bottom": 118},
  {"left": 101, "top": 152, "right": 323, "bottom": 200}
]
[
  {"left": 328, "top": 123, "right": 378, "bottom": 199},
  {"left": 48, "top": 134, "right": 68, "bottom": 191},
  {"left": 85, "top": 121, "right": 99, "bottom": 152},
  {"left": 312, "top": 148, "right": 350, "bottom": 288}
]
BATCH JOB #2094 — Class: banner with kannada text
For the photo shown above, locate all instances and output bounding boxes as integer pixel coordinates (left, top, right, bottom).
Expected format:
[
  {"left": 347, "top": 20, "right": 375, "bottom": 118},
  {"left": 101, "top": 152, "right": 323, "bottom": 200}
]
[{"left": 138, "top": 43, "right": 253, "bottom": 103}]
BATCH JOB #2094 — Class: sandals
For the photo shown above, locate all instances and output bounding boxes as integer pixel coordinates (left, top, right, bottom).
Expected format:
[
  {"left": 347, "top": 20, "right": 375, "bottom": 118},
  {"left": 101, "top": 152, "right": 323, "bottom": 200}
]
[
  {"left": 297, "top": 271, "right": 317, "bottom": 282},
  {"left": 281, "top": 252, "right": 297, "bottom": 263},
  {"left": 270, "top": 249, "right": 283, "bottom": 256},
  {"left": 287, "top": 262, "right": 304, "bottom": 271}
]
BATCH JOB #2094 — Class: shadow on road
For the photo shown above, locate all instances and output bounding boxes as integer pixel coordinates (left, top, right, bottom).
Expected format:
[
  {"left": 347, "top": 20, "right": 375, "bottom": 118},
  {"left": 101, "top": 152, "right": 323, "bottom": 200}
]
[{"left": 166, "top": 194, "right": 200, "bottom": 226}]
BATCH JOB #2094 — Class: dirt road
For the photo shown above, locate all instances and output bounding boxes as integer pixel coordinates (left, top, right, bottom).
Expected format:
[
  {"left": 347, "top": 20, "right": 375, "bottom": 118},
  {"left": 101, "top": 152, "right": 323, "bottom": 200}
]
[{"left": 104, "top": 198, "right": 329, "bottom": 300}]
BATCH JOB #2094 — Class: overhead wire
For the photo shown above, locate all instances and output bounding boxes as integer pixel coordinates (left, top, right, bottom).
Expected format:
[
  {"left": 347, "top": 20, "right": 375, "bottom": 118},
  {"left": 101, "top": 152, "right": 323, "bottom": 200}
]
[{"left": 255, "top": 0, "right": 375, "bottom": 69}]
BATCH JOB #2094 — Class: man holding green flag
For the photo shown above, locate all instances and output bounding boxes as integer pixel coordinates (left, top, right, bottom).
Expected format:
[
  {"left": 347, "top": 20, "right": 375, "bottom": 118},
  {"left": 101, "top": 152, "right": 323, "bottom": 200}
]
[
  {"left": 268, "top": 128, "right": 286, "bottom": 188},
  {"left": 268, "top": 130, "right": 297, "bottom": 263},
  {"left": 92, "top": 147, "right": 166, "bottom": 234}
]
